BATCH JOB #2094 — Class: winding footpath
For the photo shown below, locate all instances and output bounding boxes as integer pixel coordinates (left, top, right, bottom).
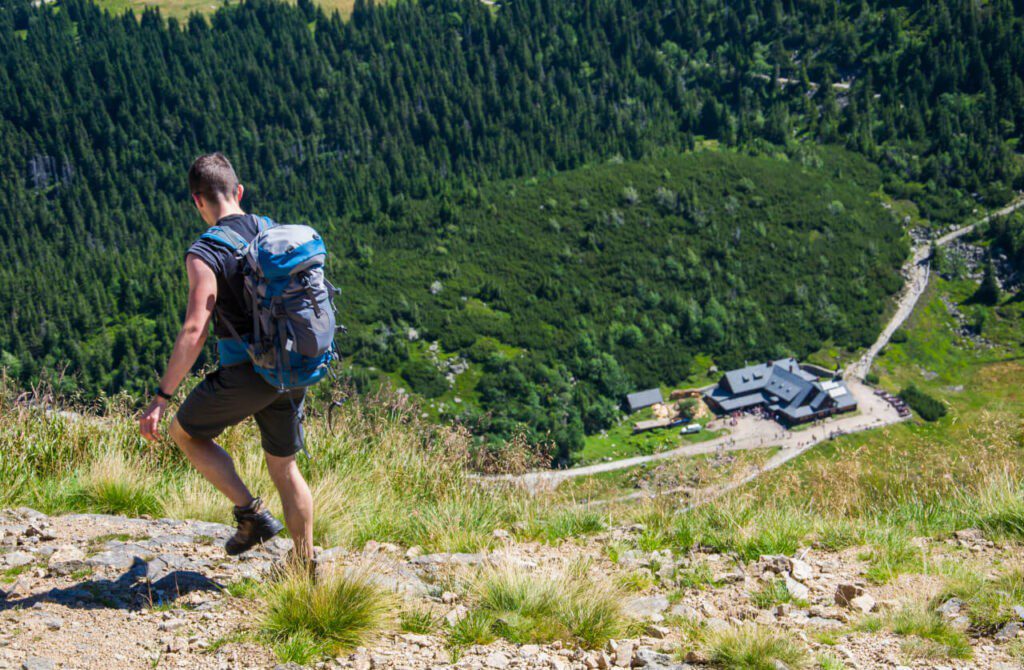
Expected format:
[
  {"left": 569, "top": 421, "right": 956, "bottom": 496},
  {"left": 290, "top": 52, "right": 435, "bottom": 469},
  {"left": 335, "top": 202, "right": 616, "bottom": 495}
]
[{"left": 497, "top": 197, "right": 1024, "bottom": 494}]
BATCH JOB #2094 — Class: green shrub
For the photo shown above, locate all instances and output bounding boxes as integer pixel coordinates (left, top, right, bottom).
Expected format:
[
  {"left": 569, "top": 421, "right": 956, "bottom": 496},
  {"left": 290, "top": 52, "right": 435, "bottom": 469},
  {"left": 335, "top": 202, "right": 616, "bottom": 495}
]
[
  {"left": 401, "top": 360, "right": 448, "bottom": 398},
  {"left": 899, "top": 384, "right": 947, "bottom": 422}
]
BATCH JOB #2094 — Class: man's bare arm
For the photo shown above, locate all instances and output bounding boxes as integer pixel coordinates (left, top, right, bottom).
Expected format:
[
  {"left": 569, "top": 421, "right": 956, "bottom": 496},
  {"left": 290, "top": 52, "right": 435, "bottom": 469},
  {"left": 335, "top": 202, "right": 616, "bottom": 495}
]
[{"left": 139, "top": 255, "right": 217, "bottom": 441}]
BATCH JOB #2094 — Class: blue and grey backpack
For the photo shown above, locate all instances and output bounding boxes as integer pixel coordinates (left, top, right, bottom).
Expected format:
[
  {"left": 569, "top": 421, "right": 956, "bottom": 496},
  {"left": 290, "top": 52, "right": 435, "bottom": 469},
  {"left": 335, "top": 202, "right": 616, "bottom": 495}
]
[{"left": 200, "top": 215, "right": 340, "bottom": 390}]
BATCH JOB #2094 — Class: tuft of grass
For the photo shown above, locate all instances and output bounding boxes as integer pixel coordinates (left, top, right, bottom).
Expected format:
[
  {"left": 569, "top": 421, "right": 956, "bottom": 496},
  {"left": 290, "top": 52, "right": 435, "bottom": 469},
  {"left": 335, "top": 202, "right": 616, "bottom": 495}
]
[
  {"left": 1, "top": 563, "right": 34, "bottom": 583},
  {"left": 861, "top": 529, "right": 926, "bottom": 584},
  {"left": 604, "top": 541, "right": 626, "bottom": 564},
  {"left": 817, "top": 652, "right": 845, "bottom": 670},
  {"left": 672, "top": 499, "right": 812, "bottom": 561},
  {"left": 399, "top": 608, "right": 440, "bottom": 634},
  {"left": 962, "top": 473, "right": 1024, "bottom": 541},
  {"left": 616, "top": 570, "right": 655, "bottom": 593},
  {"left": 272, "top": 630, "right": 322, "bottom": 665},
  {"left": 454, "top": 566, "right": 625, "bottom": 649},
  {"left": 68, "top": 450, "right": 163, "bottom": 517},
  {"left": 933, "top": 567, "right": 1024, "bottom": 634},
  {"left": 525, "top": 508, "right": 606, "bottom": 544},
  {"left": 861, "top": 603, "right": 972, "bottom": 661},
  {"left": 447, "top": 610, "right": 497, "bottom": 647},
  {"left": 811, "top": 629, "right": 840, "bottom": 646},
  {"left": 674, "top": 562, "right": 716, "bottom": 590},
  {"left": 262, "top": 566, "right": 395, "bottom": 658},
  {"left": 750, "top": 578, "right": 803, "bottom": 609},
  {"left": 203, "top": 631, "right": 251, "bottom": 655},
  {"left": 708, "top": 625, "right": 809, "bottom": 669},
  {"left": 224, "top": 577, "right": 263, "bottom": 600}
]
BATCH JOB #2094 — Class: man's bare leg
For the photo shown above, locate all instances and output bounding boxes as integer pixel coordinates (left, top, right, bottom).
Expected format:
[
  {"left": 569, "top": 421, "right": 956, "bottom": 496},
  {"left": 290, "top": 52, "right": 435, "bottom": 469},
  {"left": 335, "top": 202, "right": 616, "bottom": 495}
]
[
  {"left": 168, "top": 418, "right": 254, "bottom": 508},
  {"left": 264, "top": 452, "right": 314, "bottom": 561}
]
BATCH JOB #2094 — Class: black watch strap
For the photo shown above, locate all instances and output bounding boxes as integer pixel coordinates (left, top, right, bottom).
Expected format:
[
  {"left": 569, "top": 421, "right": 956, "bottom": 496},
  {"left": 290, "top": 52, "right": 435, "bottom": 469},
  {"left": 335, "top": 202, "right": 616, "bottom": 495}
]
[{"left": 154, "top": 386, "right": 173, "bottom": 401}]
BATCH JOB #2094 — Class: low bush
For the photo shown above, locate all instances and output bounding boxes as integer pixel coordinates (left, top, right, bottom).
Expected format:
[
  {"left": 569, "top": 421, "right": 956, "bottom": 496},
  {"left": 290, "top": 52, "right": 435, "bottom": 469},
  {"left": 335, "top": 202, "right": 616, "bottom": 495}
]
[
  {"left": 401, "top": 360, "right": 448, "bottom": 398},
  {"left": 899, "top": 385, "right": 947, "bottom": 421}
]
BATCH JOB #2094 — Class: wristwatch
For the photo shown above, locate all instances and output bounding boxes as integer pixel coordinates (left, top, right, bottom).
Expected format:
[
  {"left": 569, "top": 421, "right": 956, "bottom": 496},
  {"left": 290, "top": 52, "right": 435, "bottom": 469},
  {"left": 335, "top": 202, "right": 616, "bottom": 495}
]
[{"left": 154, "top": 386, "right": 173, "bottom": 401}]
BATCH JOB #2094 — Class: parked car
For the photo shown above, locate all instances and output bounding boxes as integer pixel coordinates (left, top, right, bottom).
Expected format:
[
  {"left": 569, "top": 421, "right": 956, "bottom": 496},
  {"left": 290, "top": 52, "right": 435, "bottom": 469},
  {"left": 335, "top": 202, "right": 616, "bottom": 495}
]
[{"left": 680, "top": 424, "right": 702, "bottom": 435}]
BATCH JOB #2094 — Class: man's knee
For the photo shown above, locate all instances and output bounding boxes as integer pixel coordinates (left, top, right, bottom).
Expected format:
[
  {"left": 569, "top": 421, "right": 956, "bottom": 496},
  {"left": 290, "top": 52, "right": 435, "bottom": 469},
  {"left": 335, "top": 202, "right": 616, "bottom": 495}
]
[{"left": 264, "top": 451, "right": 299, "bottom": 477}]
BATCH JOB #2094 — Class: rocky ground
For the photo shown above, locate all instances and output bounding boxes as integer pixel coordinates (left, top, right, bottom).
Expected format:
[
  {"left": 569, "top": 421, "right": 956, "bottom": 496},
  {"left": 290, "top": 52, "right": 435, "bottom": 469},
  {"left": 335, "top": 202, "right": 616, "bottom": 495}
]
[{"left": 2, "top": 508, "right": 1023, "bottom": 670}]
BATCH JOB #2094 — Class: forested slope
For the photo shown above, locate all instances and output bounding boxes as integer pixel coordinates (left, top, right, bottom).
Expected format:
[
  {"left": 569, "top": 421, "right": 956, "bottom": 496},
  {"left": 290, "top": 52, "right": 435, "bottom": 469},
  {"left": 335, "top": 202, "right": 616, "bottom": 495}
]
[
  {"left": 1, "top": 0, "right": 1023, "bottom": 459},
  {"left": 337, "top": 148, "right": 906, "bottom": 460}
]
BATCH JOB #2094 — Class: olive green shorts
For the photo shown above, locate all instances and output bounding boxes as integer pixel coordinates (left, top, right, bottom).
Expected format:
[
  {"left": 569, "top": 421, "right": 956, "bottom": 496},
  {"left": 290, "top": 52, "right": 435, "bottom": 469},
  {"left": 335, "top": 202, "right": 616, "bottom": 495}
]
[{"left": 175, "top": 364, "right": 306, "bottom": 457}]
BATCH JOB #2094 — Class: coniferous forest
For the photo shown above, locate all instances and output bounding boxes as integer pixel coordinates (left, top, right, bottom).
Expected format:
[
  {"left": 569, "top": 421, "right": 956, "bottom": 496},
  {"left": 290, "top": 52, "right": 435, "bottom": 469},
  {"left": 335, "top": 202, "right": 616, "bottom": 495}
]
[{"left": 2, "top": 0, "right": 1024, "bottom": 462}]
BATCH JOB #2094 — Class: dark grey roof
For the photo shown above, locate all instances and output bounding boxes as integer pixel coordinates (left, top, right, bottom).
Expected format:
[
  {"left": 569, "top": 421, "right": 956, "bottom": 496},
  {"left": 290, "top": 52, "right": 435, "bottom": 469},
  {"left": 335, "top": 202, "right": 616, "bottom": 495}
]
[
  {"left": 721, "top": 358, "right": 813, "bottom": 394},
  {"left": 626, "top": 388, "right": 664, "bottom": 412},
  {"left": 765, "top": 366, "right": 812, "bottom": 403}
]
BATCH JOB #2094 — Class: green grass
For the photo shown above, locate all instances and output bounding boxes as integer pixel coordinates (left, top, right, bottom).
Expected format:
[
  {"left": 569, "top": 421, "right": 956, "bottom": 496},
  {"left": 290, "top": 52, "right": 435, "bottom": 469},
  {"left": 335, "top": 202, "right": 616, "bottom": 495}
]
[
  {"left": 1, "top": 563, "right": 34, "bottom": 583},
  {"left": 262, "top": 567, "right": 395, "bottom": 660},
  {"left": 861, "top": 529, "right": 927, "bottom": 584},
  {"left": 399, "top": 608, "right": 441, "bottom": 635},
  {"left": 933, "top": 567, "right": 1024, "bottom": 634},
  {"left": 750, "top": 578, "right": 805, "bottom": 609},
  {"left": 67, "top": 450, "right": 163, "bottom": 517},
  {"left": 452, "top": 566, "right": 625, "bottom": 649},
  {"left": 859, "top": 604, "right": 973, "bottom": 661},
  {"left": 616, "top": 571, "right": 655, "bottom": 593},
  {"left": 523, "top": 508, "right": 606, "bottom": 544},
  {"left": 673, "top": 563, "right": 717, "bottom": 591},
  {"left": 447, "top": 611, "right": 497, "bottom": 647},
  {"left": 707, "top": 625, "right": 809, "bottom": 669},
  {"left": 223, "top": 578, "right": 263, "bottom": 600},
  {"left": 578, "top": 400, "right": 723, "bottom": 465},
  {"left": 816, "top": 653, "right": 845, "bottom": 670}
]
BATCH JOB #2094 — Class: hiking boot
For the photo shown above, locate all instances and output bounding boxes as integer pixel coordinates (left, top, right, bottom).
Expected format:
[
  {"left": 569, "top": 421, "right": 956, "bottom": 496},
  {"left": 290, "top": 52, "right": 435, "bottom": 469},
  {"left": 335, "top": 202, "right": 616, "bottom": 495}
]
[{"left": 225, "top": 497, "right": 284, "bottom": 556}]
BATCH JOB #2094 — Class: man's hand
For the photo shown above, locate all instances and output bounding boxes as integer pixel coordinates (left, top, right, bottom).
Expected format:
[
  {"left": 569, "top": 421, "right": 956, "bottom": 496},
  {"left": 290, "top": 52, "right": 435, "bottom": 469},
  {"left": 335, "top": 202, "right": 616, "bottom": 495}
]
[{"left": 139, "top": 397, "right": 169, "bottom": 441}]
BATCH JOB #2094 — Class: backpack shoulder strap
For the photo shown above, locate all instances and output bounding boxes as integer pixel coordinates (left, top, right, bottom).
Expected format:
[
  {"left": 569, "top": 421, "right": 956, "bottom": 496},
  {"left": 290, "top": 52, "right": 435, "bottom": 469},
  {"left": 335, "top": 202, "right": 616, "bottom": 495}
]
[
  {"left": 253, "top": 214, "right": 276, "bottom": 233},
  {"left": 199, "top": 225, "right": 249, "bottom": 253}
]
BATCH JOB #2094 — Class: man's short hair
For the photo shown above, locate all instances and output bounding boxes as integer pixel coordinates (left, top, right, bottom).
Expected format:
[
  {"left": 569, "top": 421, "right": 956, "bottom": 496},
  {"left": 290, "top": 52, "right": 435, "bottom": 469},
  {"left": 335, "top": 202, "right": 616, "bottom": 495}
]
[{"left": 188, "top": 152, "right": 240, "bottom": 200}]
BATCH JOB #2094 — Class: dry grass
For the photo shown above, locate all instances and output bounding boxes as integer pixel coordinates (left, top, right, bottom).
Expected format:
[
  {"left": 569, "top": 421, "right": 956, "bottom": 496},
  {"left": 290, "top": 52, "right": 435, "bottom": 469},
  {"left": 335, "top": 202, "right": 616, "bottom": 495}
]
[{"left": 0, "top": 383, "right": 543, "bottom": 552}]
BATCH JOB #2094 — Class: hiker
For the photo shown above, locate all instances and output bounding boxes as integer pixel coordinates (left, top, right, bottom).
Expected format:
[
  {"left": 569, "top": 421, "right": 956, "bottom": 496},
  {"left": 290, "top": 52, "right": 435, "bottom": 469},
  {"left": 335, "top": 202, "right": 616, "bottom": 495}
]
[{"left": 138, "top": 153, "right": 323, "bottom": 563}]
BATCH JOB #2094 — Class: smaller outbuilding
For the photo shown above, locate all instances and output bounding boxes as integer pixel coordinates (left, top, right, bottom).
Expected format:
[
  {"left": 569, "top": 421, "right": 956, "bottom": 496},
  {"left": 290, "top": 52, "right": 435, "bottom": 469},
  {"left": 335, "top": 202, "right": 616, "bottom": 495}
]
[{"left": 626, "top": 388, "right": 664, "bottom": 413}]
